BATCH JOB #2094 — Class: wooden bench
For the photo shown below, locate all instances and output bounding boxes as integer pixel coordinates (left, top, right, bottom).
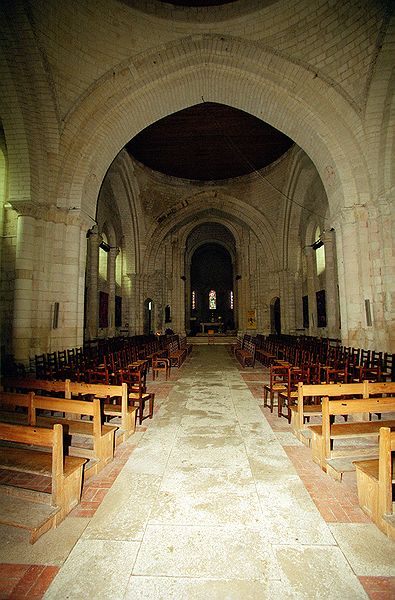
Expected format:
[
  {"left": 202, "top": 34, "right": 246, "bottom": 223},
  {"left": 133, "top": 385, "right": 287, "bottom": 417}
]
[
  {"left": 31, "top": 395, "right": 117, "bottom": 478},
  {"left": 0, "top": 391, "right": 117, "bottom": 477},
  {"left": 0, "top": 422, "right": 85, "bottom": 543},
  {"left": 291, "top": 381, "right": 395, "bottom": 444},
  {"left": 1, "top": 378, "right": 136, "bottom": 444},
  {"left": 308, "top": 395, "right": 395, "bottom": 480},
  {"left": 0, "top": 390, "right": 33, "bottom": 424},
  {"left": 2, "top": 377, "right": 66, "bottom": 395},
  {"left": 66, "top": 381, "right": 137, "bottom": 443},
  {"left": 235, "top": 335, "right": 256, "bottom": 367},
  {"left": 353, "top": 427, "right": 395, "bottom": 540}
]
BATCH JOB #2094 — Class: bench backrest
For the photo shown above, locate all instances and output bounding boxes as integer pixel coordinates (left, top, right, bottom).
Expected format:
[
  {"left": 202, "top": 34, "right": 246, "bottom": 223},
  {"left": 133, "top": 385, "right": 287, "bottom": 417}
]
[
  {"left": 65, "top": 380, "right": 129, "bottom": 421},
  {"left": 0, "top": 422, "right": 63, "bottom": 501},
  {"left": 66, "top": 380, "right": 126, "bottom": 399},
  {"left": 2, "top": 378, "right": 66, "bottom": 394},
  {"left": 0, "top": 392, "right": 34, "bottom": 410},
  {"left": 323, "top": 396, "right": 395, "bottom": 417},
  {"left": 322, "top": 396, "right": 395, "bottom": 463},
  {"left": 31, "top": 395, "right": 102, "bottom": 439},
  {"left": 368, "top": 382, "right": 395, "bottom": 395}
]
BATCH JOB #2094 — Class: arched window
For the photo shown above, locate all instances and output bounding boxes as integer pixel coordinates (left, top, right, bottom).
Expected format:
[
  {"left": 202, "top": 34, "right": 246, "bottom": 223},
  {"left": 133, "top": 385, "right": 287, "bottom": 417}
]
[
  {"left": 314, "top": 226, "right": 325, "bottom": 276},
  {"left": 209, "top": 289, "right": 216, "bottom": 310},
  {"left": 99, "top": 234, "right": 109, "bottom": 281}
]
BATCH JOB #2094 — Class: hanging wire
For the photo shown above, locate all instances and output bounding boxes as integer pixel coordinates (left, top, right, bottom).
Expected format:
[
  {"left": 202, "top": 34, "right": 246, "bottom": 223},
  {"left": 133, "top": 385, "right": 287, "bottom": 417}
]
[{"left": 201, "top": 97, "right": 329, "bottom": 223}]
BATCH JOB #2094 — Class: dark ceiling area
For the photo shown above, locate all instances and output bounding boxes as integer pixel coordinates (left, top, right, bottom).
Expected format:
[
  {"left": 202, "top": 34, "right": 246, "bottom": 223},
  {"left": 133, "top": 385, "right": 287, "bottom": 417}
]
[
  {"left": 159, "top": 1, "right": 236, "bottom": 6},
  {"left": 126, "top": 103, "right": 294, "bottom": 181}
]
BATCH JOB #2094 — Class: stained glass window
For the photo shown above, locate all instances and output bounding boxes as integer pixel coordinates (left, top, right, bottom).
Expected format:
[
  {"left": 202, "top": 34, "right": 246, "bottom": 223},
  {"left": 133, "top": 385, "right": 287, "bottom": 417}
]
[
  {"left": 230, "top": 290, "right": 234, "bottom": 309},
  {"left": 191, "top": 290, "right": 196, "bottom": 310},
  {"left": 209, "top": 289, "right": 216, "bottom": 310}
]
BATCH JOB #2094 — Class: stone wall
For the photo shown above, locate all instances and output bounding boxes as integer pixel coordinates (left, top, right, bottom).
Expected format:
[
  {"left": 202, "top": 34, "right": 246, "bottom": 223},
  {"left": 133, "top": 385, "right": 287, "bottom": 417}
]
[{"left": 0, "top": 0, "right": 393, "bottom": 361}]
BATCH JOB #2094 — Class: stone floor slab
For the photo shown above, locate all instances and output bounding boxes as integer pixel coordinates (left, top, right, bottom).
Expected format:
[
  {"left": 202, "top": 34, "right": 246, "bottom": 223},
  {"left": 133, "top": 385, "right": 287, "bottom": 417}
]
[{"left": 43, "top": 539, "right": 140, "bottom": 599}]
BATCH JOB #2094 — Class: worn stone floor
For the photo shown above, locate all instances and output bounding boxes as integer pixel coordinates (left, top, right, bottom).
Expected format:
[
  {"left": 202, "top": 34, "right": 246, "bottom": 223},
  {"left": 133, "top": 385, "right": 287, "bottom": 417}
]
[{"left": 0, "top": 345, "right": 394, "bottom": 599}]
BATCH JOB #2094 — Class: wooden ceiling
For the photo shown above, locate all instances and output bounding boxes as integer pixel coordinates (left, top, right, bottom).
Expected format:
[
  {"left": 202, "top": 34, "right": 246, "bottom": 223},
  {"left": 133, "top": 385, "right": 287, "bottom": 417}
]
[{"left": 126, "top": 103, "right": 293, "bottom": 181}]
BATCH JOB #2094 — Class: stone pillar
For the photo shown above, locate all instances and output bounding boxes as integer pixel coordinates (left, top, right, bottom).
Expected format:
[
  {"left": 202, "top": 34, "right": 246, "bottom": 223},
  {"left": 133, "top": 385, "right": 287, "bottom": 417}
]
[
  {"left": 12, "top": 212, "right": 35, "bottom": 362},
  {"left": 107, "top": 247, "right": 118, "bottom": 336},
  {"left": 86, "top": 226, "right": 101, "bottom": 340},
  {"left": 322, "top": 229, "right": 340, "bottom": 338},
  {"left": 335, "top": 207, "right": 373, "bottom": 348},
  {"left": 305, "top": 247, "right": 316, "bottom": 334},
  {"left": 60, "top": 217, "right": 90, "bottom": 349}
]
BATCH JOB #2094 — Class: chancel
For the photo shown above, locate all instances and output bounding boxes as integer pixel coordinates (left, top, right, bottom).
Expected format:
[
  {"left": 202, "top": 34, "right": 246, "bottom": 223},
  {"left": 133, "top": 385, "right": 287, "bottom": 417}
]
[{"left": 0, "top": 0, "right": 394, "bottom": 597}]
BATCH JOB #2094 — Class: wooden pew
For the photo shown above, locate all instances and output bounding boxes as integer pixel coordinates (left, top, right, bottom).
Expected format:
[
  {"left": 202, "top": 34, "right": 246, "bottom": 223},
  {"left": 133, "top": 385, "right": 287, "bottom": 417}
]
[
  {"left": 353, "top": 427, "right": 395, "bottom": 540},
  {"left": 2, "top": 377, "right": 66, "bottom": 395},
  {"left": 0, "top": 422, "right": 85, "bottom": 543},
  {"left": 291, "top": 381, "right": 395, "bottom": 445},
  {"left": 0, "top": 390, "right": 33, "bottom": 424},
  {"left": 235, "top": 335, "right": 256, "bottom": 367},
  {"left": 31, "top": 396, "right": 117, "bottom": 478},
  {"left": 1, "top": 378, "right": 136, "bottom": 444},
  {"left": 309, "top": 396, "right": 395, "bottom": 481},
  {"left": 66, "top": 381, "right": 137, "bottom": 443},
  {"left": 0, "top": 391, "right": 117, "bottom": 477},
  {"left": 291, "top": 382, "right": 367, "bottom": 444}
]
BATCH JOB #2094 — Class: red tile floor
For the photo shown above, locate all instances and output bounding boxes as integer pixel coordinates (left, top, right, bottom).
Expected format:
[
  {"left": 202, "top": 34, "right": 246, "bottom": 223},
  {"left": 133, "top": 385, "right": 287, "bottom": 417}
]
[{"left": 0, "top": 356, "right": 393, "bottom": 599}]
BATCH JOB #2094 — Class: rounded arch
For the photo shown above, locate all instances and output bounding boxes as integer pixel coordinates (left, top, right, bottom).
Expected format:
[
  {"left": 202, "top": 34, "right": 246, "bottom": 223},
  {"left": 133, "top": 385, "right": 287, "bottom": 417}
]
[
  {"left": 103, "top": 150, "right": 145, "bottom": 275},
  {"left": 142, "top": 189, "right": 279, "bottom": 275},
  {"left": 57, "top": 34, "right": 370, "bottom": 222}
]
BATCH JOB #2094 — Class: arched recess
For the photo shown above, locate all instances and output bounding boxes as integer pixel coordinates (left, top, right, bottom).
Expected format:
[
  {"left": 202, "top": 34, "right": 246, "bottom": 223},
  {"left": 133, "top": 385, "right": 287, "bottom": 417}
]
[
  {"left": 143, "top": 298, "right": 153, "bottom": 336},
  {"left": 185, "top": 223, "right": 236, "bottom": 335},
  {"left": 57, "top": 34, "right": 370, "bottom": 224},
  {"left": 270, "top": 297, "right": 281, "bottom": 336},
  {"left": 143, "top": 189, "right": 278, "bottom": 276}
]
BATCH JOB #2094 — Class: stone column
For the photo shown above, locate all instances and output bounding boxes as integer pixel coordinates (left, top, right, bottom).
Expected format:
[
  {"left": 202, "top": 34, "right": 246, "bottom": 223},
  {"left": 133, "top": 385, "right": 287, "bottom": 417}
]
[
  {"left": 12, "top": 211, "right": 35, "bottom": 362},
  {"left": 322, "top": 229, "right": 340, "bottom": 338},
  {"left": 85, "top": 226, "right": 101, "bottom": 340},
  {"left": 334, "top": 207, "right": 373, "bottom": 348},
  {"left": 60, "top": 215, "right": 90, "bottom": 349},
  {"left": 305, "top": 247, "right": 316, "bottom": 334},
  {"left": 107, "top": 247, "right": 118, "bottom": 336}
]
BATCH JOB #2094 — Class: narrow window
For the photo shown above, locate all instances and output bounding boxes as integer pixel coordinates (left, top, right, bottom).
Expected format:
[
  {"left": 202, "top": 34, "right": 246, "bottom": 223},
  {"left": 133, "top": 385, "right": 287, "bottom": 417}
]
[
  {"left": 230, "top": 290, "right": 234, "bottom": 309},
  {"left": 314, "top": 226, "right": 325, "bottom": 275},
  {"left": 191, "top": 290, "right": 196, "bottom": 310}
]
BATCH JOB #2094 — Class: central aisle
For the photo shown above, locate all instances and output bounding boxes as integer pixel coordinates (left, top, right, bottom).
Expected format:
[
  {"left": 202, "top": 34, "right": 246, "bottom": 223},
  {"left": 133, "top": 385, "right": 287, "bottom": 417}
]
[{"left": 44, "top": 346, "right": 369, "bottom": 599}]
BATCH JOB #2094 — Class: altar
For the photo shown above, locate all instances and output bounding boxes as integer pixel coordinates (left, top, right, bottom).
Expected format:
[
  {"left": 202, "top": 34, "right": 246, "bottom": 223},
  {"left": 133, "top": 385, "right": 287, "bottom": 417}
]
[{"left": 200, "top": 322, "right": 222, "bottom": 333}]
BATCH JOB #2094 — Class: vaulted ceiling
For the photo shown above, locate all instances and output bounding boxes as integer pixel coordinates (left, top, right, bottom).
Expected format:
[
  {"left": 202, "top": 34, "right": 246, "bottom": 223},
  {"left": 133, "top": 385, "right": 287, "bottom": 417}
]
[{"left": 126, "top": 102, "right": 294, "bottom": 181}]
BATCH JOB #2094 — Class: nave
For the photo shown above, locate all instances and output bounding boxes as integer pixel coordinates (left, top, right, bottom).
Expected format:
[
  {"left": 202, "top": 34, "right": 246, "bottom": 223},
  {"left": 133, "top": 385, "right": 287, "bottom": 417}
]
[{"left": 0, "top": 346, "right": 393, "bottom": 599}]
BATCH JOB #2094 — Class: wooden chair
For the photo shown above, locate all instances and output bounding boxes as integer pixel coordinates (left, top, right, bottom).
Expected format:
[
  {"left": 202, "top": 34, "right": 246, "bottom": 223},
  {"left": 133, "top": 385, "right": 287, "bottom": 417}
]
[
  {"left": 277, "top": 366, "right": 303, "bottom": 422},
  {"left": 263, "top": 365, "right": 290, "bottom": 413},
  {"left": 122, "top": 365, "right": 154, "bottom": 425},
  {"left": 152, "top": 351, "right": 171, "bottom": 381}
]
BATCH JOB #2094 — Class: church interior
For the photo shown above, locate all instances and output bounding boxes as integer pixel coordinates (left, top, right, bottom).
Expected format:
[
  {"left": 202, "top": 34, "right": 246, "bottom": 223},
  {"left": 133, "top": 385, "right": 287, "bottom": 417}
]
[{"left": 0, "top": 0, "right": 394, "bottom": 597}]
